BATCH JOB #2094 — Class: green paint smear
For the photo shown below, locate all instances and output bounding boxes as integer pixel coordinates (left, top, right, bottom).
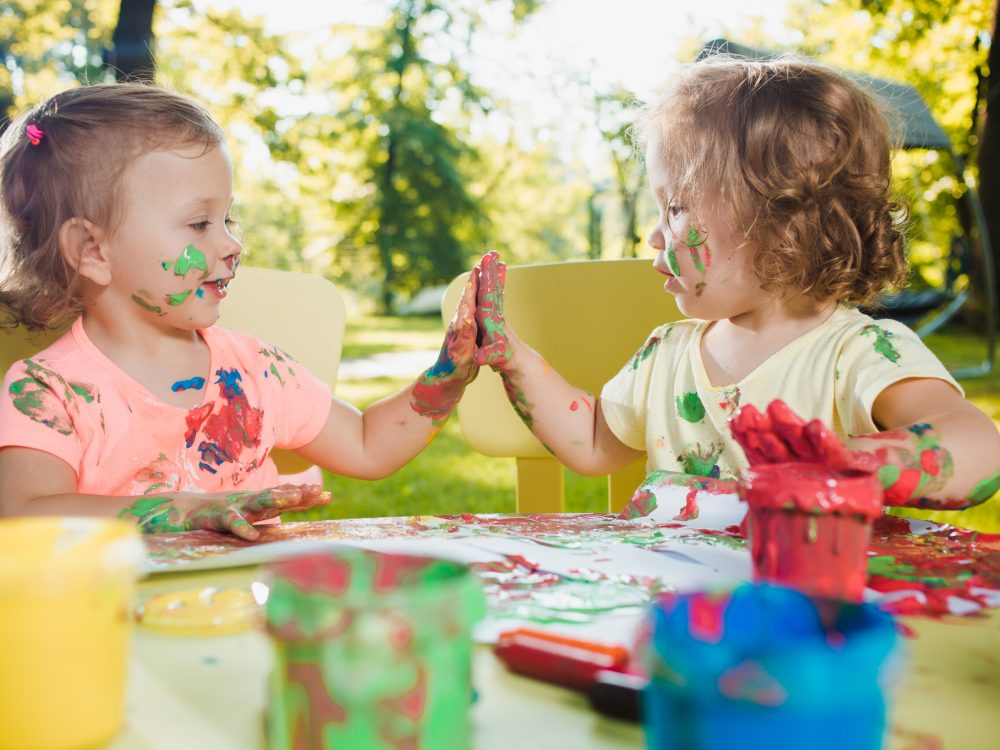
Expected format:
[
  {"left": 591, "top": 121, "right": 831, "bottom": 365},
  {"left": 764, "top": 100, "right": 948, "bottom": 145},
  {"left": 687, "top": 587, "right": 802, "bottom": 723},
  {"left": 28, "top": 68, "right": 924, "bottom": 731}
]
[
  {"left": 69, "top": 383, "right": 95, "bottom": 403},
  {"left": 681, "top": 443, "right": 723, "bottom": 476},
  {"left": 167, "top": 289, "right": 193, "bottom": 306},
  {"left": 861, "top": 325, "right": 901, "bottom": 363},
  {"left": 689, "top": 246, "right": 705, "bottom": 273},
  {"left": 269, "top": 363, "right": 285, "bottom": 386},
  {"left": 687, "top": 227, "right": 706, "bottom": 247},
  {"left": 131, "top": 293, "right": 162, "bottom": 314},
  {"left": 968, "top": 470, "right": 1000, "bottom": 504},
  {"left": 867, "top": 555, "right": 949, "bottom": 586},
  {"left": 877, "top": 463, "right": 901, "bottom": 489},
  {"left": 667, "top": 245, "right": 681, "bottom": 276},
  {"left": 173, "top": 245, "right": 208, "bottom": 276},
  {"left": 676, "top": 391, "right": 705, "bottom": 422}
]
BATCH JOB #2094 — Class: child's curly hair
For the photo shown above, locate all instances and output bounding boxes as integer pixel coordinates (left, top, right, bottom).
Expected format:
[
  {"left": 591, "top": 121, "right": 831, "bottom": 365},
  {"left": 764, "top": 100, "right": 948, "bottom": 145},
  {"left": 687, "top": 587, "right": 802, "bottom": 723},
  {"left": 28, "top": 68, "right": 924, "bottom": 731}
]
[
  {"left": 0, "top": 82, "right": 225, "bottom": 331},
  {"left": 637, "top": 54, "right": 909, "bottom": 306}
]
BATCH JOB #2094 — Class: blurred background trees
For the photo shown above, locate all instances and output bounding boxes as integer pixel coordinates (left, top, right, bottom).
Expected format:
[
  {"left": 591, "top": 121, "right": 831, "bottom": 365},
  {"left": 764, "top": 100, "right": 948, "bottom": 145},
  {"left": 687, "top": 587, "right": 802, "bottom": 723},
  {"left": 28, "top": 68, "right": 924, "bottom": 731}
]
[{"left": 1, "top": 0, "right": 996, "bottom": 316}]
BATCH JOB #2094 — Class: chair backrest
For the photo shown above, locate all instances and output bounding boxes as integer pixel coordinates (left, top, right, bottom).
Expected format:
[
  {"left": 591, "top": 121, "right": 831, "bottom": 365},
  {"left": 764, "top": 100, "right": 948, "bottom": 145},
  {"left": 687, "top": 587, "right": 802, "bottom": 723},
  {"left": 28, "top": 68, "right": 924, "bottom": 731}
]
[
  {"left": 442, "top": 257, "right": 682, "bottom": 513},
  {"left": 0, "top": 266, "right": 346, "bottom": 475}
]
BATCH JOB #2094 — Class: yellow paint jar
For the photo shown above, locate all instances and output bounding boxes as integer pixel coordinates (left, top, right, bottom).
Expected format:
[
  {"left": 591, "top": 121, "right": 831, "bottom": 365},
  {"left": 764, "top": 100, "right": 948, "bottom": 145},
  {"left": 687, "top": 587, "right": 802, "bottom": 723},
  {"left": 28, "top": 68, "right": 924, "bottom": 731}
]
[{"left": 0, "top": 517, "right": 145, "bottom": 750}]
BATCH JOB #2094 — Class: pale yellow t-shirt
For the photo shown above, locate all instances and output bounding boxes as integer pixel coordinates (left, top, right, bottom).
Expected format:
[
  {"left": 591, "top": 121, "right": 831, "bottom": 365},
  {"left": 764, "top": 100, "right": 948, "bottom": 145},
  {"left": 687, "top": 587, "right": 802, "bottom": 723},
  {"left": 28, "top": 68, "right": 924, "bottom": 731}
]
[{"left": 600, "top": 305, "right": 961, "bottom": 481}]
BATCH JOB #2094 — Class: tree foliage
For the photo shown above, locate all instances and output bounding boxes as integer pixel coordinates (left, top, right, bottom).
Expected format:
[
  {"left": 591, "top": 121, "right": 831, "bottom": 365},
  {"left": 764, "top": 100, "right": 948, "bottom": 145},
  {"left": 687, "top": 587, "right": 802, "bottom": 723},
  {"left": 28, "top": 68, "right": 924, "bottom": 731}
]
[{"left": 784, "top": 0, "right": 994, "bottom": 301}]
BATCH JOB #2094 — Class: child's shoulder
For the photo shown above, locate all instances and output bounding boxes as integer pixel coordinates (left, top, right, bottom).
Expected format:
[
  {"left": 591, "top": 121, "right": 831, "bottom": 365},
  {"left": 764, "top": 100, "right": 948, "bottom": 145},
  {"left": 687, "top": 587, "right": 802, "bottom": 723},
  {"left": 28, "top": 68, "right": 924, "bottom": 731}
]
[
  {"left": 1, "top": 322, "right": 84, "bottom": 385},
  {"left": 823, "top": 306, "right": 925, "bottom": 348}
]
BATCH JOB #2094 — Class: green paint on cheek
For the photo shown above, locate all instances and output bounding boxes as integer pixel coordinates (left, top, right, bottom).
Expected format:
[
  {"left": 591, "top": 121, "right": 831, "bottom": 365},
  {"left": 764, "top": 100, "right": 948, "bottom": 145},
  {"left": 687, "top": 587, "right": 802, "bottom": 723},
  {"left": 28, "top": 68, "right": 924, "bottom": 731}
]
[
  {"left": 689, "top": 246, "right": 705, "bottom": 273},
  {"left": 167, "top": 289, "right": 193, "bottom": 306},
  {"left": 667, "top": 244, "right": 681, "bottom": 276},
  {"left": 968, "top": 471, "right": 1000, "bottom": 504},
  {"left": 173, "top": 245, "right": 208, "bottom": 277},
  {"left": 687, "top": 228, "right": 706, "bottom": 247},
  {"left": 132, "top": 293, "right": 162, "bottom": 314},
  {"left": 676, "top": 392, "right": 705, "bottom": 422}
]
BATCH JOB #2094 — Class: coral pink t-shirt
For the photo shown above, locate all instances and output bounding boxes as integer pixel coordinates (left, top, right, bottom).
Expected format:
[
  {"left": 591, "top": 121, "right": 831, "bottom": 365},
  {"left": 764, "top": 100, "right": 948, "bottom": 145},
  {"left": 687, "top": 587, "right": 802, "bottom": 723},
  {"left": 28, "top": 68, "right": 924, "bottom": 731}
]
[{"left": 0, "top": 318, "right": 332, "bottom": 496}]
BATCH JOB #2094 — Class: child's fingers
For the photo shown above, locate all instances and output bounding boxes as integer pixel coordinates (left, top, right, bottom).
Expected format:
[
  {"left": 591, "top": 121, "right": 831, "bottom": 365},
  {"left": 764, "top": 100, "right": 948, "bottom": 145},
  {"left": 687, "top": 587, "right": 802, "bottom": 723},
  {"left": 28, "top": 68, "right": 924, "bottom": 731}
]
[
  {"left": 767, "top": 401, "right": 815, "bottom": 461},
  {"left": 224, "top": 510, "right": 261, "bottom": 541}
]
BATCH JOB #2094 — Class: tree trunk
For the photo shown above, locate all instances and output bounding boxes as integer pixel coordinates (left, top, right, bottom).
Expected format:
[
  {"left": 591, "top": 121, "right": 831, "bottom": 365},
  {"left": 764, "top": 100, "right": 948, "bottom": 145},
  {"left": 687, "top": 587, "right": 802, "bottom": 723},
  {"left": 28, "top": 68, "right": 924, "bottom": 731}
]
[
  {"left": 979, "top": 0, "right": 1000, "bottom": 311},
  {"left": 107, "top": 0, "right": 157, "bottom": 81},
  {"left": 374, "top": 0, "right": 416, "bottom": 314}
]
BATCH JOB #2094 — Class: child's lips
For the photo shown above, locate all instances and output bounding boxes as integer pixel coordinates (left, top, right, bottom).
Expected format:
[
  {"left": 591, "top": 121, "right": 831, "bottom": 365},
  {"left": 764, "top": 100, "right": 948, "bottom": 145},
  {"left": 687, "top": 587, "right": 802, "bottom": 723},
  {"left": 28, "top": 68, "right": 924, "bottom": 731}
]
[{"left": 201, "top": 277, "right": 232, "bottom": 299}]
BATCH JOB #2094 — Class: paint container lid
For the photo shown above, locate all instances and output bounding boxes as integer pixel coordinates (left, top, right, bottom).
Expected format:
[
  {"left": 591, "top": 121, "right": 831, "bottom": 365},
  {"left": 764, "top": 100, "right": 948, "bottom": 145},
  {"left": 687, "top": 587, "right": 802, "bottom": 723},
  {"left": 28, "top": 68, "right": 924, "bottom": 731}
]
[
  {"left": 645, "top": 583, "right": 900, "bottom": 709},
  {"left": 0, "top": 516, "right": 146, "bottom": 595},
  {"left": 739, "top": 463, "right": 884, "bottom": 520},
  {"left": 264, "top": 548, "right": 486, "bottom": 644}
]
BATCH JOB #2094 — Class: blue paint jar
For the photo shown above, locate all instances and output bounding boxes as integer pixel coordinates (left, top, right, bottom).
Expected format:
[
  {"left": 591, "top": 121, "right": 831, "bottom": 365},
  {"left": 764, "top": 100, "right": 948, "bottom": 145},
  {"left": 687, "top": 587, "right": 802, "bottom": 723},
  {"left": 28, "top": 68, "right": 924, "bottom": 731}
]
[{"left": 642, "top": 584, "right": 900, "bottom": 750}]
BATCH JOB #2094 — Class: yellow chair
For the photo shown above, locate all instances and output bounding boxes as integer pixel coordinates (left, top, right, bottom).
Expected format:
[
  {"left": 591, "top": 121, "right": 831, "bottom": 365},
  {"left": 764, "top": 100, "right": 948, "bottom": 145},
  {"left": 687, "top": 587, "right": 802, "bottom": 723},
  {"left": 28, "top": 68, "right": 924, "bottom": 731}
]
[
  {"left": 442, "top": 257, "right": 682, "bottom": 514},
  {"left": 0, "top": 266, "right": 346, "bottom": 475}
]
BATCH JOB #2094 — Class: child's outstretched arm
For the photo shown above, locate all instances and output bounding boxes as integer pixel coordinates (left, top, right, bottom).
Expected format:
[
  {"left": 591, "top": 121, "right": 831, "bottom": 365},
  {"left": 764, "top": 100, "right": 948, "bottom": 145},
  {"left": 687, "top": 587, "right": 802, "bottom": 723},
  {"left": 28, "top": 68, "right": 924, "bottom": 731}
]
[
  {"left": 732, "top": 388, "right": 1000, "bottom": 510},
  {"left": 473, "top": 250, "right": 642, "bottom": 476},
  {"left": 0, "top": 446, "right": 330, "bottom": 540},
  {"left": 293, "top": 263, "right": 482, "bottom": 479}
]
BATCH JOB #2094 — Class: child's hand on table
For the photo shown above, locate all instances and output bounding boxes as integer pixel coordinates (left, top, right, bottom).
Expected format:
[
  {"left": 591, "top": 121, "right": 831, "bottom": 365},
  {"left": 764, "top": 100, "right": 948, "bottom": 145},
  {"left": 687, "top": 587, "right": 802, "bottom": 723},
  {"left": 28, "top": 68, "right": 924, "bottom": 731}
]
[{"left": 119, "top": 483, "right": 331, "bottom": 541}]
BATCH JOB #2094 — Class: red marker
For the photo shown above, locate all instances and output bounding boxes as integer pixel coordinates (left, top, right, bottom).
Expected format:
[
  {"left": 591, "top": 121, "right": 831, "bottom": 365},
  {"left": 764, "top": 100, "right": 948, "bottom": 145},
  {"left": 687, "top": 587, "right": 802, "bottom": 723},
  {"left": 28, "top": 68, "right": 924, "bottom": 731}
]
[{"left": 493, "top": 628, "right": 631, "bottom": 691}]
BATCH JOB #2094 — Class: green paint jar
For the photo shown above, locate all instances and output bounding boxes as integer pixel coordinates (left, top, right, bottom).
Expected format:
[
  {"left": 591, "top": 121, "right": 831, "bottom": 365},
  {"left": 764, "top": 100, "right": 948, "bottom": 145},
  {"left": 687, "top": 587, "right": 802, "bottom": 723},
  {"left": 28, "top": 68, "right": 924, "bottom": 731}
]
[{"left": 264, "top": 549, "right": 486, "bottom": 750}]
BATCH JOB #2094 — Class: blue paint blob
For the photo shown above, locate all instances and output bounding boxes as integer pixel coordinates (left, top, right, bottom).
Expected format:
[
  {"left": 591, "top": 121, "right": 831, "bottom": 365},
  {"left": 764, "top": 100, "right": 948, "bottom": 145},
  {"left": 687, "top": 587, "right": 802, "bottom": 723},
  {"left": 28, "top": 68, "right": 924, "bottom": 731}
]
[
  {"left": 172, "top": 377, "right": 206, "bottom": 392},
  {"left": 196, "top": 287, "right": 205, "bottom": 298}
]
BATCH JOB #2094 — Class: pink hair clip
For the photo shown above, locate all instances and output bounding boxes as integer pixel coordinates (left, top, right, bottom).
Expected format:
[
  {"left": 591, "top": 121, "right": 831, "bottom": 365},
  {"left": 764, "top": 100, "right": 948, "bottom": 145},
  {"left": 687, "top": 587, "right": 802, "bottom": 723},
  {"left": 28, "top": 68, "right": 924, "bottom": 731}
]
[{"left": 26, "top": 124, "right": 45, "bottom": 146}]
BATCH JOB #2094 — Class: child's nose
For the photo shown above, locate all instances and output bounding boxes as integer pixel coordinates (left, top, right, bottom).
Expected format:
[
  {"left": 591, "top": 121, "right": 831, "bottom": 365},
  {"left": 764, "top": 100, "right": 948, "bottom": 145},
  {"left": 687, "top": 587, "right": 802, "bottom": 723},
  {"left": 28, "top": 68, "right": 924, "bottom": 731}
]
[{"left": 647, "top": 225, "right": 666, "bottom": 251}]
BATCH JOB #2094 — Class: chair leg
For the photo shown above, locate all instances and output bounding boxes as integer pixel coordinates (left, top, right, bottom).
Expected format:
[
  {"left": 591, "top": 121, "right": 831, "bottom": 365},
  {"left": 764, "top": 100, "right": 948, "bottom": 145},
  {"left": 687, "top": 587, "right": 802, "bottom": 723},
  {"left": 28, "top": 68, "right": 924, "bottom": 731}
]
[
  {"left": 608, "top": 459, "right": 647, "bottom": 514},
  {"left": 515, "top": 457, "right": 565, "bottom": 514}
]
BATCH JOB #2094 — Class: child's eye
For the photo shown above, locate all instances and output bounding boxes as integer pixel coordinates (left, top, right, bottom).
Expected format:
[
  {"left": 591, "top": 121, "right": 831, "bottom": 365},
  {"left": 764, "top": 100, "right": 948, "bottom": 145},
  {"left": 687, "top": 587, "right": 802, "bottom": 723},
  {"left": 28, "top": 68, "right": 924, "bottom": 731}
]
[
  {"left": 190, "top": 220, "right": 210, "bottom": 231},
  {"left": 666, "top": 203, "right": 688, "bottom": 235}
]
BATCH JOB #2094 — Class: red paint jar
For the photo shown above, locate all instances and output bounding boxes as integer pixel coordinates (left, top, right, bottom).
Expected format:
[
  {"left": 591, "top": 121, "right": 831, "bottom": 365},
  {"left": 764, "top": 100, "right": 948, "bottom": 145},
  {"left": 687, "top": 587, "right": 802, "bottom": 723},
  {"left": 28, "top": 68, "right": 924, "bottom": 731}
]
[{"left": 737, "top": 463, "right": 883, "bottom": 602}]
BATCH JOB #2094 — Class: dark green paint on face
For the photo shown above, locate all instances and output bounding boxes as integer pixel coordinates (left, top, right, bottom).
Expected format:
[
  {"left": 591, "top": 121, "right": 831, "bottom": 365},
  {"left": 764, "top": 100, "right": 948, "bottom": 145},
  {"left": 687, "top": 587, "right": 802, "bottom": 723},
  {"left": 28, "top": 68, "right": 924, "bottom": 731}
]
[{"left": 131, "top": 292, "right": 162, "bottom": 314}]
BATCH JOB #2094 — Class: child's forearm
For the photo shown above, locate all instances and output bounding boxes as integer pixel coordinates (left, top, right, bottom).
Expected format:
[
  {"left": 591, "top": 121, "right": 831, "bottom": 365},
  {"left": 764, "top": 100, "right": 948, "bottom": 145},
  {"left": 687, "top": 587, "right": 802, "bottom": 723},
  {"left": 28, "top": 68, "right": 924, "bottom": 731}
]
[
  {"left": 494, "top": 329, "right": 639, "bottom": 475},
  {"left": 846, "top": 409, "right": 1000, "bottom": 510}
]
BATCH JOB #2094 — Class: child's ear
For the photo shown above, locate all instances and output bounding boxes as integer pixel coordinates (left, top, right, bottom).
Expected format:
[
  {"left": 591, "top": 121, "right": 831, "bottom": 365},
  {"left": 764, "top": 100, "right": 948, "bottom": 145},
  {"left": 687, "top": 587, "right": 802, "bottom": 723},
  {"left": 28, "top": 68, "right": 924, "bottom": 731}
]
[{"left": 59, "top": 217, "right": 111, "bottom": 286}]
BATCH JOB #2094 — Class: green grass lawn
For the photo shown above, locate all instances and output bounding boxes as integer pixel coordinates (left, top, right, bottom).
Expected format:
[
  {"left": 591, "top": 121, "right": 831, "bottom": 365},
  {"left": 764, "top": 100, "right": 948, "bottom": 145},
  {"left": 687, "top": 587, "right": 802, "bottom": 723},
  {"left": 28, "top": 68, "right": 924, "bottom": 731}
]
[{"left": 286, "top": 315, "right": 1000, "bottom": 531}]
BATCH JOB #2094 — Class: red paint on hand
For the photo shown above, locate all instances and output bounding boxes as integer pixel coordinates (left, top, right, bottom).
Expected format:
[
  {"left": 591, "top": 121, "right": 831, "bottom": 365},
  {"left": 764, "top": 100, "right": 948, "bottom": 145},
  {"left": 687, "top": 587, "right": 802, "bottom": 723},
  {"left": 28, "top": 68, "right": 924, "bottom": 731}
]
[{"left": 475, "top": 250, "right": 512, "bottom": 368}]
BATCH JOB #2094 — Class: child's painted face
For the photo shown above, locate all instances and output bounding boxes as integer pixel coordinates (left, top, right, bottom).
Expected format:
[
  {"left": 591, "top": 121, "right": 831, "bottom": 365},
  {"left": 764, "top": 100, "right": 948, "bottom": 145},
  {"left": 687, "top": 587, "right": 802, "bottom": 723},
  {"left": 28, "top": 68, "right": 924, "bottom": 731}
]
[
  {"left": 102, "top": 143, "right": 242, "bottom": 331},
  {"left": 644, "top": 139, "right": 764, "bottom": 322}
]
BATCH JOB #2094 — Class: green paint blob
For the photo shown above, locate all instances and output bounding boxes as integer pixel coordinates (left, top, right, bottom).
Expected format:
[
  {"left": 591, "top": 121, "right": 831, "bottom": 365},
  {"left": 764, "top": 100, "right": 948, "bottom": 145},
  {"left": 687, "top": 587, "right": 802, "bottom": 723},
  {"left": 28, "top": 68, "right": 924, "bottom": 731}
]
[
  {"left": 173, "top": 245, "right": 208, "bottom": 277},
  {"left": 269, "top": 363, "right": 285, "bottom": 386},
  {"left": 968, "top": 471, "right": 1000, "bottom": 504},
  {"left": 167, "top": 290, "right": 193, "bottom": 306},
  {"left": 861, "top": 325, "right": 901, "bottom": 363},
  {"left": 876, "top": 464, "right": 901, "bottom": 489},
  {"left": 676, "top": 392, "right": 705, "bottom": 422},
  {"left": 667, "top": 244, "right": 681, "bottom": 276}
]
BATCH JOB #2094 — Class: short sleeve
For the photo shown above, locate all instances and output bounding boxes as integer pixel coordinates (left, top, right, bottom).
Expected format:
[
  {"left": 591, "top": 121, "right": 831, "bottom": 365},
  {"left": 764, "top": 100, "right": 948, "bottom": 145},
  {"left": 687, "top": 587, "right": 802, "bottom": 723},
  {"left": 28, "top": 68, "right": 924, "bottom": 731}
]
[
  {"left": 600, "top": 325, "right": 670, "bottom": 451},
  {"left": 0, "top": 358, "right": 85, "bottom": 470},
  {"left": 257, "top": 343, "right": 334, "bottom": 450},
  {"left": 834, "top": 318, "right": 962, "bottom": 436}
]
